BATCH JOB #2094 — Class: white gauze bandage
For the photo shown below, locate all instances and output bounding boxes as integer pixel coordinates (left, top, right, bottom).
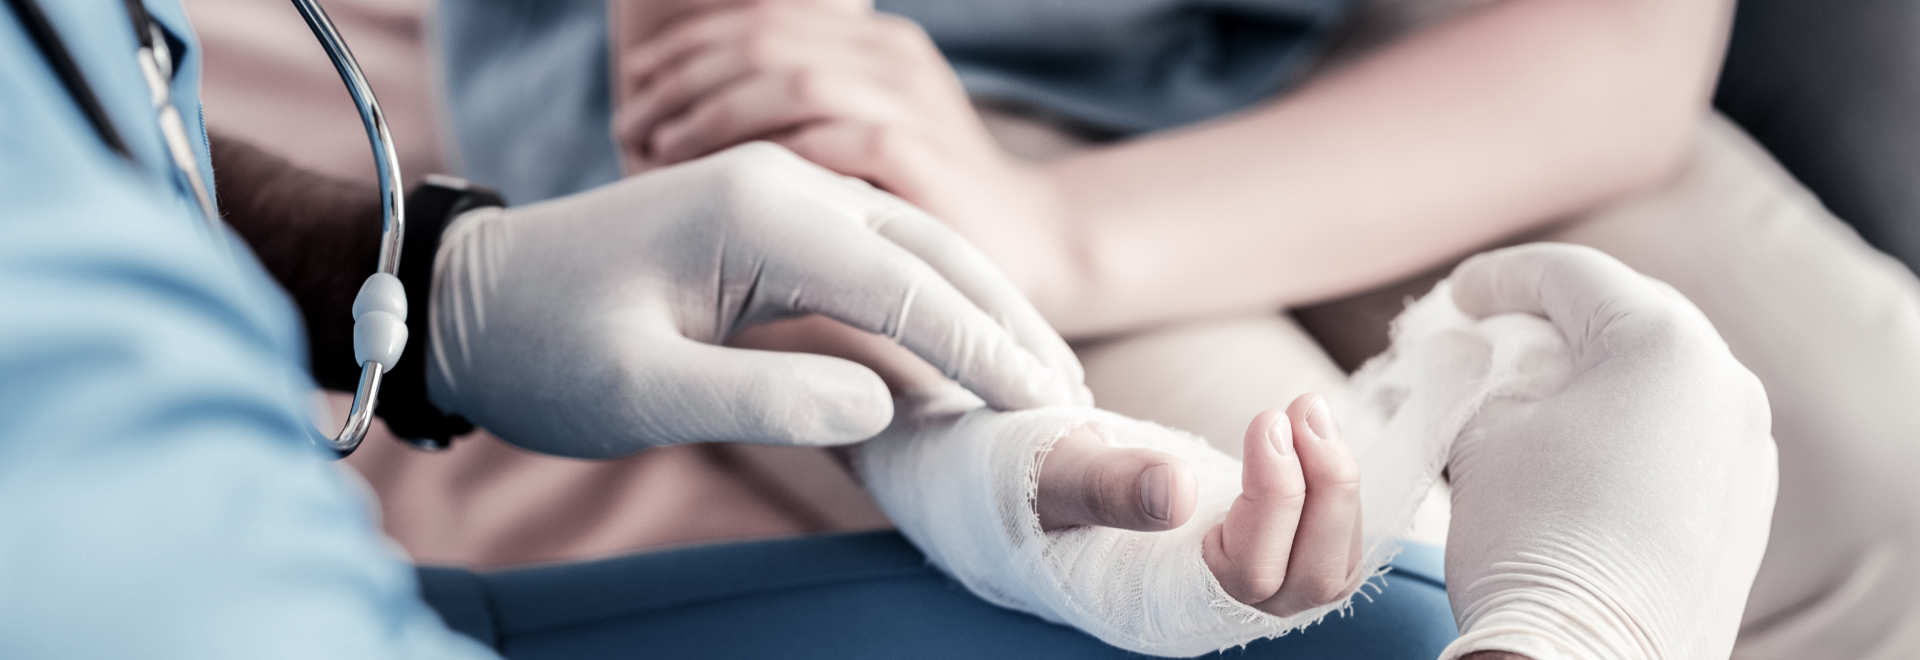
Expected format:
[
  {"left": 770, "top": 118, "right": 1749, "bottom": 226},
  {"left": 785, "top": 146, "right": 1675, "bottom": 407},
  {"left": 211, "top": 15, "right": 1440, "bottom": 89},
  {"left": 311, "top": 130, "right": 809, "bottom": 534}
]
[{"left": 856, "top": 283, "right": 1573, "bottom": 657}]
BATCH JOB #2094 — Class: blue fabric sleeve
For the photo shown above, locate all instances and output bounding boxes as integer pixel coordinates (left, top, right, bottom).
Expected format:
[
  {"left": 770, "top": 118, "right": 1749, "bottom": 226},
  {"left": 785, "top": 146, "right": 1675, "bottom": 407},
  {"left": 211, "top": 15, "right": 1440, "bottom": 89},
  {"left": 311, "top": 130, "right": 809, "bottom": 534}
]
[
  {"left": 0, "top": 2, "right": 496, "bottom": 658},
  {"left": 875, "top": 0, "right": 1350, "bottom": 134},
  {"left": 440, "top": 0, "right": 622, "bottom": 205}
]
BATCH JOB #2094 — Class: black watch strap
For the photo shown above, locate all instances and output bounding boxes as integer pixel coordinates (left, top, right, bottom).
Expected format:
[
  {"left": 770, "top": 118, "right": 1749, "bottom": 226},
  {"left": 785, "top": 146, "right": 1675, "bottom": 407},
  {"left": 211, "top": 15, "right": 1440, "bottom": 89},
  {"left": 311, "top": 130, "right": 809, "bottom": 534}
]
[{"left": 374, "top": 175, "right": 503, "bottom": 449}]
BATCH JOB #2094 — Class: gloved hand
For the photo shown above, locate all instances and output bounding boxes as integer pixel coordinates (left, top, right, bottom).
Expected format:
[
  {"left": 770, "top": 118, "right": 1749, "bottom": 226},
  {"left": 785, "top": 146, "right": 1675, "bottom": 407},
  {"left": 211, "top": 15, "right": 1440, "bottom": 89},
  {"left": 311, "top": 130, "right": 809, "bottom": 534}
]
[
  {"left": 1438, "top": 244, "right": 1778, "bottom": 660},
  {"left": 423, "top": 142, "right": 1091, "bottom": 457}
]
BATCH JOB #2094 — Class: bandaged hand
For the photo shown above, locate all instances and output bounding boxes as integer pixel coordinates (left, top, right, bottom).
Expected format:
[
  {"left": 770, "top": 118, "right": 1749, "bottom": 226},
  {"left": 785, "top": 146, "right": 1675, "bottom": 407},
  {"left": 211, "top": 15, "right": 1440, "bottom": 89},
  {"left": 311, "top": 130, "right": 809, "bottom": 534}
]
[
  {"left": 857, "top": 243, "right": 1773, "bottom": 659},
  {"left": 857, "top": 387, "right": 1370, "bottom": 657},
  {"left": 1437, "top": 244, "right": 1778, "bottom": 660},
  {"left": 423, "top": 142, "right": 1089, "bottom": 457},
  {"left": 612, "top": 0, "right": 1075, "bottom": 300},
  {"left": 1026, "top": 393, "right": 1364, "bottom": 620}
]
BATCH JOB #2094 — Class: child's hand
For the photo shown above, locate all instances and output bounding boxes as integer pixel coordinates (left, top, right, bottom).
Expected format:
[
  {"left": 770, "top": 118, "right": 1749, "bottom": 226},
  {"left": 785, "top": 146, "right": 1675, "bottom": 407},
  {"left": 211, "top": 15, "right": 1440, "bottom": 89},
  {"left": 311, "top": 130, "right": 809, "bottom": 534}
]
[
  {"left": 611, "top": 0, "right": 1079, "bottom": 306},
  {"left": 1203, "top": 395, "right": 1363, "bottom": 616},
  {"left": 614, "top": 0, "right": 984, "bottom": 178}
]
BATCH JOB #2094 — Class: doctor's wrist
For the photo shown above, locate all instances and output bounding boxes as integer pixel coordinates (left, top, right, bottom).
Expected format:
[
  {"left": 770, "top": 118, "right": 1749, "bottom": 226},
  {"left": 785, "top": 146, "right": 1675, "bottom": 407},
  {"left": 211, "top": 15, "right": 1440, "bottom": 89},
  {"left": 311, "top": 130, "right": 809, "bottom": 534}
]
[{"left": 209, "top": 133, "right": 383, "bottom": 391}]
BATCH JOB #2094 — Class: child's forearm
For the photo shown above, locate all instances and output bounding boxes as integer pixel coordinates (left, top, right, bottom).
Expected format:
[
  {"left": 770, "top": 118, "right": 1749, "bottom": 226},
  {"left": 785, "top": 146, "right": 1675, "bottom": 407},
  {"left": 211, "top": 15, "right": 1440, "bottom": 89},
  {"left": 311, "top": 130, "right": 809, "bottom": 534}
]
[{"left": 1037, "top": 0, "right": 1733, "bottom": 337}]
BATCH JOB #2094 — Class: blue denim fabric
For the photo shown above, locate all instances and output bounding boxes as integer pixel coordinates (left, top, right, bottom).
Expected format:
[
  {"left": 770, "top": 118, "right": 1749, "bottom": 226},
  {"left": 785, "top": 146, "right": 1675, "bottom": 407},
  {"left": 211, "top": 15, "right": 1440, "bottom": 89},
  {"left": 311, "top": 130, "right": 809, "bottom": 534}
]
[
  {"left": 877, "top": 0, "right": 1351, "bottom": 135},
  {"left": 436, "top": 0, "right": 1352, "bottom": 204},
  {"left": 419, "top": 531, "right": 1457, "bottom": 659}
]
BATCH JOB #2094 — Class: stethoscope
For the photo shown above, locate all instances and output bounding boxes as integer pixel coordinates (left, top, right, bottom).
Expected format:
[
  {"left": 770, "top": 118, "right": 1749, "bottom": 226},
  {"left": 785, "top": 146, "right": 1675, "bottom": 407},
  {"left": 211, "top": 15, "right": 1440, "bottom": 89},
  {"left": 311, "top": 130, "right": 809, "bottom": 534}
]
[{"left": 7, "top": 0, "right": 405, "bottom": 458}]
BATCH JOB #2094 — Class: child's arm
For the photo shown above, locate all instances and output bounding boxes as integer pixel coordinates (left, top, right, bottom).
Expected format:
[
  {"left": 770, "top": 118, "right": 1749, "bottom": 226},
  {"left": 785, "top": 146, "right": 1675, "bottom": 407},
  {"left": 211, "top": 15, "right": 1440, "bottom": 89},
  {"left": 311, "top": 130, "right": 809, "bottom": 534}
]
[{"left": 605, "top": 0, "right": 1732, "bottom": 338}]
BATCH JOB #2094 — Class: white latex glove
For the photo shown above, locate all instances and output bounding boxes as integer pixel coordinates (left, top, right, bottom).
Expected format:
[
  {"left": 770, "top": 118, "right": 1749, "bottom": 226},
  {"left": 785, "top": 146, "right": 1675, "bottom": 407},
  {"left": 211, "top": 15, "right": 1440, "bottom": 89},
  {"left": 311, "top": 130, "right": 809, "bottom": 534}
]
[
  {"left": 423, "top": 142, "right": 1091, "bottom": 457},
  {"left": 1438, "top": 244, "right": 1778, "bottom": 660}
]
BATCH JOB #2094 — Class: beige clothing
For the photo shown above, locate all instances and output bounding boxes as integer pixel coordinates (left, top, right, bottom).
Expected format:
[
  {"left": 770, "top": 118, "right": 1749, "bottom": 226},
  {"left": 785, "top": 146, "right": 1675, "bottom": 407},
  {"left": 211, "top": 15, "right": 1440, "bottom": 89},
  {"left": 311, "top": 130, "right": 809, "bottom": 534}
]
[
  {"left": 1052, "top": 113, "right": 1920, "bottom": 659},
  {"left": 1062, "top": 2, "right": 1920, "bottom": 654}
]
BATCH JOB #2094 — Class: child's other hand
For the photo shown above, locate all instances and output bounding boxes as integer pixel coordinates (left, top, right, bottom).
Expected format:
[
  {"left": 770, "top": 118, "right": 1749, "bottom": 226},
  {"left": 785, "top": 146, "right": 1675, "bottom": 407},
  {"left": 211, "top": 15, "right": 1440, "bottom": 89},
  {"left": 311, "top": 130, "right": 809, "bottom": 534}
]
[
  {"left": 615, "top": 0, "right": 976, "bottom": 175},
  {"left": 611, "top": 0, "right": 1079, "bottom": 309},
  {"left": 1203, "top": 395, "right": 1364, "bottom": 616}
]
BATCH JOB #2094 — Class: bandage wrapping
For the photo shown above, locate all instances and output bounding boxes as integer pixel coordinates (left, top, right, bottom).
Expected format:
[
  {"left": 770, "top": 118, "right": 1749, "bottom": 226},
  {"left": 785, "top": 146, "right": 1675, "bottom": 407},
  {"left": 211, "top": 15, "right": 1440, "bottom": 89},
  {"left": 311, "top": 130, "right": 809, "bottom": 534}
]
[
  {"left": 856, "top": 284, "right": 1580, "bottom": 657},
  {"left": 857, "top": 399, "right": 1316, "bottom": 657},
  {"left": 856, "top": 282, "right": 1559, "bottom": 656}
]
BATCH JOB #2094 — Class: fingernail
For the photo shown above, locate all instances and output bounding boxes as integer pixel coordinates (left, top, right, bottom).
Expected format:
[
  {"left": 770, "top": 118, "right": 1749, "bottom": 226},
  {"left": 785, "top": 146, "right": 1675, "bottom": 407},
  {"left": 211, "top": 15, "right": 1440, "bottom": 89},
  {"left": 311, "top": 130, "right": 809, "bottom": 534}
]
[
  {"left": 1267, "top": 412, "right": 1292, "bottom": 458},
  {"left": 1306, "top": 397, "right": 1342, "bottom": 444},
  {"left": 1140, "top": 464, "right": 1172, "bottom": 522}
]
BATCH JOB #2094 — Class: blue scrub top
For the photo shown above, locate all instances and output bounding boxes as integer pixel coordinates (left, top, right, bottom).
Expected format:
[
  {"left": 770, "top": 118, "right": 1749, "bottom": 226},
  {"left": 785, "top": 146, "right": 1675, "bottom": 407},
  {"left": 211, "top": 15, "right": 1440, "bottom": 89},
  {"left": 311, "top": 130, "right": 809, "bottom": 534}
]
[{"left": 0, "top": 2, "right": 494, "bottom": 657}]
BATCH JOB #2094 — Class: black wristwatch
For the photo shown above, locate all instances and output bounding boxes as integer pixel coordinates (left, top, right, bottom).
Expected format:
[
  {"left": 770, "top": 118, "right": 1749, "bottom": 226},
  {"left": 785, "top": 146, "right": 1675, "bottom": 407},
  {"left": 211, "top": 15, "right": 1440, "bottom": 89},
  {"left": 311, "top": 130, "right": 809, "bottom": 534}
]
[{"left": 374, "top": 175, "right": 505, "bottom": 451}]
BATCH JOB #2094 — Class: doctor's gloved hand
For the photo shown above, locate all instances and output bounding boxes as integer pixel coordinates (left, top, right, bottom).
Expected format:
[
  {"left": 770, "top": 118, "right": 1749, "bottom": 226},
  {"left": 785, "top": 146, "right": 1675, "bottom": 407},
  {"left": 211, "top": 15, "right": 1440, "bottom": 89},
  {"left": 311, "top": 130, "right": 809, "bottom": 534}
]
[
  {"left": 422, "top": 142, "right": 1090, "bottom": 458},
  {"left": 1438, "top": 244, "right": 1778, "bottom": 660}
]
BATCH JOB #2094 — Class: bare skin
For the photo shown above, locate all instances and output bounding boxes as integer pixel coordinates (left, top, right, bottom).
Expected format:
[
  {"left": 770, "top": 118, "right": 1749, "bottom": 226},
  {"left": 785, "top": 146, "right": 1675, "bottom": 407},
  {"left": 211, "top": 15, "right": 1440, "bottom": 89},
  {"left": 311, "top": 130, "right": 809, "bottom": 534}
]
[
  {"left": 1202, "top": 397, "right": 1364, "bottom": 616},
  {"left": 612, "top": 0, "right": 1732, "bottom": 337},
  {"left": 208, "top": 132, "right": 381, "bottom": 392}
]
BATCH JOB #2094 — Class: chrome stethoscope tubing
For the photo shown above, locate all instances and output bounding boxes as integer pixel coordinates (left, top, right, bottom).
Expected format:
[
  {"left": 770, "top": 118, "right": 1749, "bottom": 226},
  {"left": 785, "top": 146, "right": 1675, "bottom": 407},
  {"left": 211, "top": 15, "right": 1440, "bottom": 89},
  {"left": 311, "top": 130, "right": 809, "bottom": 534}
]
[
  {"left": 131, "top": 14, "right": 220, "bottom": 236},
  {"left": 25, "top": 0, "right": 405, "bottom": 458},
  {"left": 289, "top": 0, "right": 408, "bottom": 458}
]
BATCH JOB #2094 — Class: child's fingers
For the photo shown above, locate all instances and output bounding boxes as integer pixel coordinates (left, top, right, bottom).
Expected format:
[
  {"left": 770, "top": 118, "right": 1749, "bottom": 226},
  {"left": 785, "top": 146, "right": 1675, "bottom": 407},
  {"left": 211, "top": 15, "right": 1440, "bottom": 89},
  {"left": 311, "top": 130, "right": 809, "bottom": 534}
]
[
  {"left": 1203, "top": 408, "right": 1307, "bottom": 604},
  {"left": 1260, "top": 394, "right": 1363, "bottom": 616}
]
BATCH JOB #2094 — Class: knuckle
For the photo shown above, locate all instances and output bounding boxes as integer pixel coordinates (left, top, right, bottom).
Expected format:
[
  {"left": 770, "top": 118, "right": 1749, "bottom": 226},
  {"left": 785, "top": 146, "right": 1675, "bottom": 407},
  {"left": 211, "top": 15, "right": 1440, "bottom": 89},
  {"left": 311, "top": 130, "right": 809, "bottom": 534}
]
[
  {"left": 787, "top": 68, "right": 828, "bottom": 109},
  {"left": 1296, "top": 573, "right": 1350, "bottom": 607},
  {"left": 892, "top": 15, "right": 932, "bottom": 40},
  {"left": 1225, "top": 573, "right": 1285, "bottom": 605},
  {"left": 741, "top": 30, "right": 782, "bottom": 71},
  {"left": 1627, "top": 308, "right": 1697, "bottom": 343},
  {"left": 1086, "top": 452, "right": 1141, "bottom": 524},
  {"left": 692, "top": 100, "right": 736, "bottom": 136},
  {"left": 1086, "top": 488, "right": 1125, "bottom": 526},
  {"left": 862, "top": 124, "right": 914, "bottom": 170},
  {"left": 1310, "top": 459, "right": 1361, "bottom": 493},
  {"left": 1615, "top": 313, "right": 1722, "bottom": 370},
  {"left": 875, "top": 14, "right": 930, "bottom": 46},
  {"left": 648, "top": 68, "right": 685, "bottom": 99},
  {"left": 1264, "top": 480, "right": 1308, "bottom": 508},
  {"left": 613, "top": 110, "right": 645, "bottom": 145}
]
